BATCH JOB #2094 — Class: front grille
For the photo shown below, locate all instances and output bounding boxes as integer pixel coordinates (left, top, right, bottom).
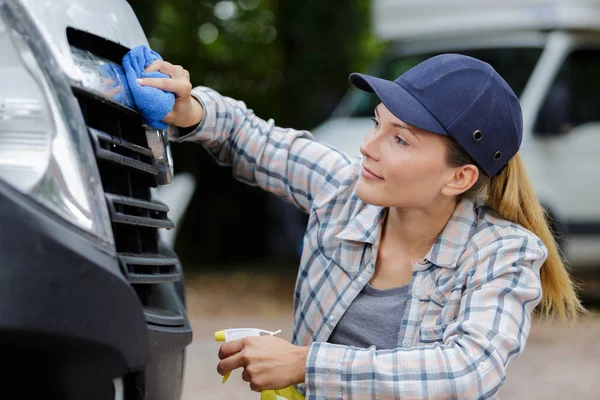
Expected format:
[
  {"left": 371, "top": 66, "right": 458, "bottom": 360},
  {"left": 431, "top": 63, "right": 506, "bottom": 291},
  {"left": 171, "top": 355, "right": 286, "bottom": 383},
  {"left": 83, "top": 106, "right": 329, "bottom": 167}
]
[
  {"left": 118, "top": 253, "right": 180, "bottom": 284},
  {"left": 105, "top": 193, "right": 174, "bottom": 230},
  {"left": 73, "top": 86, "right": 183, "bottom": 325},
  {"left": 89, "top": 127, "right": 158, "bottom": 176}
]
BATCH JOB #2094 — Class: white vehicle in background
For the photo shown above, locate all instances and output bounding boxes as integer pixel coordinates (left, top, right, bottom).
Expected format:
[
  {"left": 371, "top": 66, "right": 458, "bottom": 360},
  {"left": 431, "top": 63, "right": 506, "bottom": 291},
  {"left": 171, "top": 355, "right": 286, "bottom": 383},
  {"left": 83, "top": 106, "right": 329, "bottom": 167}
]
[{"left": 313, "top": 0, "right": 600, "bottom": 271}]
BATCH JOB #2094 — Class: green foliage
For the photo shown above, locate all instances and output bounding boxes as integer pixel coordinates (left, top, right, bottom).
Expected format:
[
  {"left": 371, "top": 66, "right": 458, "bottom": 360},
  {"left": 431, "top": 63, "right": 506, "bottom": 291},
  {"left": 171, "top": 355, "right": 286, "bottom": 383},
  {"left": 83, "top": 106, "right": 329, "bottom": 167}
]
[{"left": 129, "top": 0, "right": 283, "bottom": 119}]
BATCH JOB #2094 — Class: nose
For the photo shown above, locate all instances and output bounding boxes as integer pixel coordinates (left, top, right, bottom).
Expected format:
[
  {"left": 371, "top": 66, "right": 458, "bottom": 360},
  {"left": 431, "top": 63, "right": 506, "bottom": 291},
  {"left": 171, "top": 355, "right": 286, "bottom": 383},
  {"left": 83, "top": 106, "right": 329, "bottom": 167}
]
[{"left": 360, "top": 129, "right": 380, "bottom": 161}]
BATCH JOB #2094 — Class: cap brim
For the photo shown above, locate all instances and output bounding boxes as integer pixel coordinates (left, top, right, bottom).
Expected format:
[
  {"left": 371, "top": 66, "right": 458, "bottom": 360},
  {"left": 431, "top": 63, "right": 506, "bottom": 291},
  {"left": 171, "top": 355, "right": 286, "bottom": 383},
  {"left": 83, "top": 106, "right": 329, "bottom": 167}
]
[{"left": 349, "top": 73, "right": 448, "bottom": 136}]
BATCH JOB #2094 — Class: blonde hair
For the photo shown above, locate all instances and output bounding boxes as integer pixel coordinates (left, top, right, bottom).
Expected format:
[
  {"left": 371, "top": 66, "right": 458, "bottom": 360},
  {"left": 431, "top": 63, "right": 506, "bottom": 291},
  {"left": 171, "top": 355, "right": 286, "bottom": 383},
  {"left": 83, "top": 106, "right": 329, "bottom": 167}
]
[{"left": 445, "top": 138, "right": 586, "bottom": 322}]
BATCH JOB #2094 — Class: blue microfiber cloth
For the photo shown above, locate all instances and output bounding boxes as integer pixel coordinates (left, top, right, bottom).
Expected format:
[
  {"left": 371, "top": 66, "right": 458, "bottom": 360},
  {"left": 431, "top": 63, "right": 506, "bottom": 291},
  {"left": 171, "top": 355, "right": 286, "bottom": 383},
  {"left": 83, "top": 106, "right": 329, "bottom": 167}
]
[{"left": 122, "top": 45, "right": 175, "bottom": 129}]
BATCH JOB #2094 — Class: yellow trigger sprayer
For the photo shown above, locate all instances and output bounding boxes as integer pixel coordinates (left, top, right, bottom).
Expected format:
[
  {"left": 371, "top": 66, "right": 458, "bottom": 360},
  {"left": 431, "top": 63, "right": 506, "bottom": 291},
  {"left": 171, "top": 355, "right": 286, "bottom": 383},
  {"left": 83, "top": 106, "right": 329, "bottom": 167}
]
[{"left": 215, "top": 328, "right": 306, "bottom": 400}]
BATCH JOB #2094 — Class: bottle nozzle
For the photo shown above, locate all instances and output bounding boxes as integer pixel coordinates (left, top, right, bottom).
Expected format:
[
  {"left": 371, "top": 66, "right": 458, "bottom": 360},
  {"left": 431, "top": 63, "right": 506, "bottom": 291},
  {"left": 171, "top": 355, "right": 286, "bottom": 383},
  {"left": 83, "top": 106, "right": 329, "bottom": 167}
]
[{"left": 214, "top": 330, "right": 226, "bottom": 342}]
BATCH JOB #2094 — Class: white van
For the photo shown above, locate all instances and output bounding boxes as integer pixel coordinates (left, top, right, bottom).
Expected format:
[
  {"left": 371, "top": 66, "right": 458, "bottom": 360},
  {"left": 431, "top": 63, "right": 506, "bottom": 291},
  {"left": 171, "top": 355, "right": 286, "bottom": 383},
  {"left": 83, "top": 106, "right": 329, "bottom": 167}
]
[
  {"left": 0, "top": 0, "right": 192, "bottom": 398},
  {"left": 313, "top": 0, "right": 600, "bottom": 270}
]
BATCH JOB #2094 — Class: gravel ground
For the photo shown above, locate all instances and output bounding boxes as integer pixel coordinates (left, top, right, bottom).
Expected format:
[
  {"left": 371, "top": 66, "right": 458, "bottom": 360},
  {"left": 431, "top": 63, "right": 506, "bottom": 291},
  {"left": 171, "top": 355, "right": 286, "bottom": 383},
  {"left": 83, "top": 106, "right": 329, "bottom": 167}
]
[{"left": 181, "top": 272, "right": 600, "bottom": 399}]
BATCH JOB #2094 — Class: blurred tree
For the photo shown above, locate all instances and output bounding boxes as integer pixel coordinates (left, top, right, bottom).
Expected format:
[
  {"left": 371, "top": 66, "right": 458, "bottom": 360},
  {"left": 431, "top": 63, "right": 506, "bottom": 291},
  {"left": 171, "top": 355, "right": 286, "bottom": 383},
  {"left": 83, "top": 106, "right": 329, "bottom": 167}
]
[{"left": 126, "top": 0, "right": 381, "bottom": 268}]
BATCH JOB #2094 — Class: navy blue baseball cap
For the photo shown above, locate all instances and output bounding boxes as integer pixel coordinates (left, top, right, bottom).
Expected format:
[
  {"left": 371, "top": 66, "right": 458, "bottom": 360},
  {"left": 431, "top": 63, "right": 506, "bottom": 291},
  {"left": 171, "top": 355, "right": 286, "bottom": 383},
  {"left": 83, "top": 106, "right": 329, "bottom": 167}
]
[{"left": 350, "top": 54, "right": 523, "bottom": 176}]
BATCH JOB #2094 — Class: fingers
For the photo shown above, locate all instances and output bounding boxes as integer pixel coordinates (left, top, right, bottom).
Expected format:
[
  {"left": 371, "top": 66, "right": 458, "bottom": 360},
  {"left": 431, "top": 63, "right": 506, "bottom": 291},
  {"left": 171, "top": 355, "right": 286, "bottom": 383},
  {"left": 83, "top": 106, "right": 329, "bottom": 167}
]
[
  {"left": 145, "top": 60, "right": 188, "bottom": 79},
  {"left": 242, "top": 368, "right": 264, "bottom": 392},
  {"left": 217, "top": 339, "right": 269, "bottom": 392},
  {"left": 218, "top": 339, "right": 246, "bottom": 360},
  {"left": 241, "top": 368, "right": 251, "bottom": 383},
  {"left": 140, "top": 60, "right": 191, "bottom": 98},
  {"left": 216, "top": 352, "right": 245, "bottom": 377},
  {"left": 216, "top": 338, "right": 253, "bottom": 381},
  {"left": 216, "top": 339, "right": 247, "bottom": 378},
  {"left": 250, "top": 381, "right": 263, "bottom": 393},
  {"left": 137, "top": 77, "right": 192, "bottom": 98}
]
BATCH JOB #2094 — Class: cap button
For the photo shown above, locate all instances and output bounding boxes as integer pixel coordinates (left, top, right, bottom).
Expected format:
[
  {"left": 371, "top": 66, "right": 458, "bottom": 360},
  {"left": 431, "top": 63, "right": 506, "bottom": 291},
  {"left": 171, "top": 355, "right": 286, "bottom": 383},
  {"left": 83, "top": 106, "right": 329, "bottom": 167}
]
[{"left": 472, "top": 130, "right": 483, "bottom": 141}]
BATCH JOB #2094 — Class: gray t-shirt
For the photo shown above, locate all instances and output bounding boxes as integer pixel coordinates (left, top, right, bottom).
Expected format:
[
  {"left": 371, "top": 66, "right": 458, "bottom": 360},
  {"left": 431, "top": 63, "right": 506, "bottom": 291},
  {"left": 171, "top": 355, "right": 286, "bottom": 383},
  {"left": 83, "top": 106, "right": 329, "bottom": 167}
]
[{"left": 328, "top": 283, "right": 410, "bottom": 350}]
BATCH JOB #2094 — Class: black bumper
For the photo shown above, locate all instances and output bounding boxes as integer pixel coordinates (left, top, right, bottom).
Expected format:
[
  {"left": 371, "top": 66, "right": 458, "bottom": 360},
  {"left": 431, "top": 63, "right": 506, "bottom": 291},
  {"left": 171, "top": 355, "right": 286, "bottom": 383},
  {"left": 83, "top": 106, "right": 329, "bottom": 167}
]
[{"left": 0, "top": 180, "right": 192, "bottom": 399}]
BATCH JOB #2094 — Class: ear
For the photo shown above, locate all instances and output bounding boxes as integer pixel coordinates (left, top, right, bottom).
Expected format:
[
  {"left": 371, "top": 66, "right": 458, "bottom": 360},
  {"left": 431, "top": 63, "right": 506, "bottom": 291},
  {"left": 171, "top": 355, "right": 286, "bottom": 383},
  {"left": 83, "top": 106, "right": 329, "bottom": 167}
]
[{"left": 440, "top": 164, "right": 479, "bottom": 197}]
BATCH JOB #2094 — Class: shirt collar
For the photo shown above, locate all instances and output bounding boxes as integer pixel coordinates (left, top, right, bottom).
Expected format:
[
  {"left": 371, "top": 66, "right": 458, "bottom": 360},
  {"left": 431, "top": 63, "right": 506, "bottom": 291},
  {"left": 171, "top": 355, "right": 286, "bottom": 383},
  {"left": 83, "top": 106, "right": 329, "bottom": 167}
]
[
  {"left": 335, "top": 201, "right": 386, "bottom": 244},
  {"left": 335, "top": 197, "right": 478, "bottom": 268},
  {"left": 424, "top": 198, "right": 479, "bottom": 269}
]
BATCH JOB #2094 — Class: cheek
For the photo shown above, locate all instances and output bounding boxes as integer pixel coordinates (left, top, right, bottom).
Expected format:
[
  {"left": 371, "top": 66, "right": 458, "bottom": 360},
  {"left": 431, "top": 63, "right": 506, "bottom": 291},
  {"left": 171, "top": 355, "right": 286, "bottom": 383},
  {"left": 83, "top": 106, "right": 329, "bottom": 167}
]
[
  {"left": 393, "top": 158, "right": 446, "bottom": 186},
  {"left": 391, "top": 164, "right": 442, "bottom": 196},
  {"left": 374, "top": 158, "right": 448, "bottom": 205}
]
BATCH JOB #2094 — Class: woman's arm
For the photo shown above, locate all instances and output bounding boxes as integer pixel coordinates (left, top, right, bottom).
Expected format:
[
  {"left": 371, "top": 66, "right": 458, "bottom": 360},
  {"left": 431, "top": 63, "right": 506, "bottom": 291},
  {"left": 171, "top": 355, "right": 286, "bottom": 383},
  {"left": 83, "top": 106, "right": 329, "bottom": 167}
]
[
  {"left": 174, "top": 86, "right": 353, "bottom": 212},
  {"left": 138, "top": 61, "right": 354, "bottom": 213},
  {"left": 305, "top": 235, "right": 546, "bottom": 399}
]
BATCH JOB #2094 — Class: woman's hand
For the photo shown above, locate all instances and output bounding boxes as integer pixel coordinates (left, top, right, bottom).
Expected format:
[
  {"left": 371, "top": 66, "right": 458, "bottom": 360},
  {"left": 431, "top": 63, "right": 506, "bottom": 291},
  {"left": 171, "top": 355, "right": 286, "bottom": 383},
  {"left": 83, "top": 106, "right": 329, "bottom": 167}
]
[
  {"left": 136, "top": 60, "right": 204, "bottom": 128},
  {"left": 217, "top": 335, "right": 310, "bottom": 392}
]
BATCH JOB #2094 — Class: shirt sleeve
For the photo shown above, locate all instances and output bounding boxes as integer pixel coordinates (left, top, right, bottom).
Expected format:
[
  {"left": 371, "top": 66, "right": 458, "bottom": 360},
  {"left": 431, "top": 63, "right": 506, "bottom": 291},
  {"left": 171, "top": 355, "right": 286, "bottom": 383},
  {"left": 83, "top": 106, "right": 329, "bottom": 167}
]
[
  {"left": 171, "top": 86, "right": 354, "bottom": 213},
  {"left": 304, "top": 234, "right": 546, "bottom": 399}
]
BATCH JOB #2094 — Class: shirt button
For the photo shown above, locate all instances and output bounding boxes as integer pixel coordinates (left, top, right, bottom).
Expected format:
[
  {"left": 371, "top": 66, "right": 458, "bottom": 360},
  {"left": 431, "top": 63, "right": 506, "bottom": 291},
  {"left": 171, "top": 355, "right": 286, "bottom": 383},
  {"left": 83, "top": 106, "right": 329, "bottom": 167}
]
[
  {"left": 357, "top": 276, "right": 364, "bottom": 284},
  {"left": 411, "top": 292, "right": 418, "bottom": 298},
  {"left": 402, "top": 339, "right": 410, "bottom": 347},
  {"left": 328, "top": 316, "right": 336, "bottom": 326}
]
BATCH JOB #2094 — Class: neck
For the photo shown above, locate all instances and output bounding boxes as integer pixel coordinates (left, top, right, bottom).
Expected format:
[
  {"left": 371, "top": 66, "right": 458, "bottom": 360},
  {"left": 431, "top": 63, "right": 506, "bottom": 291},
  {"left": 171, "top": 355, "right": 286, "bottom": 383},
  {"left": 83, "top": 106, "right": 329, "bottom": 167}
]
[{"left": 382, "top": 198, "right": 459, "bottom": 257}]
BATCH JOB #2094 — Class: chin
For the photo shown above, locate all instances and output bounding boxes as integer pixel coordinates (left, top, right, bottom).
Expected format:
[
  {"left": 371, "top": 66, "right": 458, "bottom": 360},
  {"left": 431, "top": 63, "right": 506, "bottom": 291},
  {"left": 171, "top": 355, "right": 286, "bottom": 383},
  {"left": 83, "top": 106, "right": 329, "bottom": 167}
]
[{"left": 356, "top": 180, "right": 387, "bottom": 206}]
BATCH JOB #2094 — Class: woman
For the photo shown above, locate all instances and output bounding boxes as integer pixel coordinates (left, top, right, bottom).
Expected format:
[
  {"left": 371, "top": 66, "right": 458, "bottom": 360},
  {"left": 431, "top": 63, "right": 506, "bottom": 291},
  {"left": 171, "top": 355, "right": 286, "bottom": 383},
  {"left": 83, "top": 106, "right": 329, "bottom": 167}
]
[{"left": 138, "top": 53, "right": 583, "bottom": 399}]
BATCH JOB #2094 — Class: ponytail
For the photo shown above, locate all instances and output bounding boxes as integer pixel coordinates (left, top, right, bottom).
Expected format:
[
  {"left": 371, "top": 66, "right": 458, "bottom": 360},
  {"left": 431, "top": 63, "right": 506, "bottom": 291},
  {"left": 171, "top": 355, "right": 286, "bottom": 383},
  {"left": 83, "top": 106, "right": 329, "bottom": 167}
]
[
  {"left": 445, "top": 137, "right": 585, "bottom": 322},
  {"left": 486, "top": 154, "right": 585, "bottom": 322}
]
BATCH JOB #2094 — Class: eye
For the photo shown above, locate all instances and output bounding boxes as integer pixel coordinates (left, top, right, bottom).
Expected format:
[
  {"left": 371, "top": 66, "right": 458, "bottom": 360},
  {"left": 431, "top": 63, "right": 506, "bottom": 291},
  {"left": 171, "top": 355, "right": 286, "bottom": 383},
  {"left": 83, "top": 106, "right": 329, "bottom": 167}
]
[
  {"left": 370, "top": 117, "right": 380, "bottom": 128},
  {"left": 394, "top": 135, "right": 408, "bottom": 146}
]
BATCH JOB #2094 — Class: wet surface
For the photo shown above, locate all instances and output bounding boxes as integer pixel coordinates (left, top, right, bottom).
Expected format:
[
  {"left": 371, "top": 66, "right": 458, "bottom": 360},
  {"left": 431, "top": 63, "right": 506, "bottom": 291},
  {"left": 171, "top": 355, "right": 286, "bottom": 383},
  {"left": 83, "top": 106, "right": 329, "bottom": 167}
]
[{"left": 182, "top": 272, "right": 600, "bottom": 399}]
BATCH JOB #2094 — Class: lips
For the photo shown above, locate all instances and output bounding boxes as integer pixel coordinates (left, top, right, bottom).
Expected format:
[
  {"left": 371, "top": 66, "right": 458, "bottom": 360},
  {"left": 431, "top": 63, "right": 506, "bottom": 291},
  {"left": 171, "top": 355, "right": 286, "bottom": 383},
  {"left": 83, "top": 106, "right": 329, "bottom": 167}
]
[{"left": 362, "top": 165, "right": 383, "bottom": 180}]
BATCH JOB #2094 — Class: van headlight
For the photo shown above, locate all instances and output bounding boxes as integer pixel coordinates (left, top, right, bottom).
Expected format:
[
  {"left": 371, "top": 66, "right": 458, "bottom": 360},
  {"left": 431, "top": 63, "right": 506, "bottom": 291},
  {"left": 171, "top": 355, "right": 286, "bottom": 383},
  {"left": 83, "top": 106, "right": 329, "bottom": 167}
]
[{"left": 0, "top": 0, "right": 114, "bottom": 252}]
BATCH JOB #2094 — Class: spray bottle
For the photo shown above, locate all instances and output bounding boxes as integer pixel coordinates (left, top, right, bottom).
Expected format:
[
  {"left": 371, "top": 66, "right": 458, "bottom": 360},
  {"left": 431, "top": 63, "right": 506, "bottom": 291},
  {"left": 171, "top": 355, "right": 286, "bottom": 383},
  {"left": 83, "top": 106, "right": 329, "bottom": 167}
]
[{"left": 215, "top": 328, "right": 306, "bottom": 400}]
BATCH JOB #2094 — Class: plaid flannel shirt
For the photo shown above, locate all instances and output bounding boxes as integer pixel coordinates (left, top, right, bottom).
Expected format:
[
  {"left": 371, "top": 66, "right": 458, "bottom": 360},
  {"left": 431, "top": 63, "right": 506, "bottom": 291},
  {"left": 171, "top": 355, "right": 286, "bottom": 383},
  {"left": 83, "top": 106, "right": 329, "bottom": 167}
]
[{"left": 175, "top": 87, "right": 547, "bottom": 399}]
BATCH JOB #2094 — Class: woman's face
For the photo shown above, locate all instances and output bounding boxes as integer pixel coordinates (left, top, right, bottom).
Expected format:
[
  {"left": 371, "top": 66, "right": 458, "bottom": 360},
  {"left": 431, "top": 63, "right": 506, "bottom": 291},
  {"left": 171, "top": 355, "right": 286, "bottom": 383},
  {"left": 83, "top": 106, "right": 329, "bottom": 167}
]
[{"left": 356, "top": 103, "right": 460, "bottom": 209}]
